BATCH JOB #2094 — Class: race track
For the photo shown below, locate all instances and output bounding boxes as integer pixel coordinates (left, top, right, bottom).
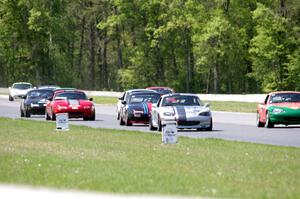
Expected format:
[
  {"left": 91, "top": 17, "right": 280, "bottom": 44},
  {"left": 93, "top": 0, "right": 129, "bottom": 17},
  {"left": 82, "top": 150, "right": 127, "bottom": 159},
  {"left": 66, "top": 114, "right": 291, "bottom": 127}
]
[{"left": 1, "top": 97, "right": 299, "bottom": 147}]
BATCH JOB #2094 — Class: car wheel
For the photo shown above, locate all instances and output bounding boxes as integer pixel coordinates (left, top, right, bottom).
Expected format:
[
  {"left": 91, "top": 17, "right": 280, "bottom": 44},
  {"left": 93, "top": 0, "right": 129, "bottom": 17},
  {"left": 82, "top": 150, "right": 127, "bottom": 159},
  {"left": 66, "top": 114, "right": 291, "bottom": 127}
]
[
  {"left": 157, "top": 116, "right": 162, "bottom": 132},
  {"left": 205, "top": 119, "right": 213, "bottom": 131},
  {"left": 265, "top": 112, "right": 274, "bottom": 128},
  {"left": 149, "top": 116, "right": 157, "bottom": 131},
  {"left": 9, "top": 95, "right": 14, "bottom": 101},
  {"left": 51, "top": 111, "right": 56, "bottom": 121},
  {"left": 20, "top": 109, "right": 24, "bottom": 117},
  {"left": 119, "top": 115, "right": 125, "bottom": 125},
  {"left": 125, "top": 113, "right": 132, "bottom": 126},
  {"left": 256, "top": 112, "right": 264, "bottom": 127},
  {"left": 90, "top": 112, "right": 96, "bottom": 121},
  {"left": 45, "top": 112, "right": 51, "bottom": 120},
  {"left": 25, "top": 109, "right": 30, "bottom": 118}
]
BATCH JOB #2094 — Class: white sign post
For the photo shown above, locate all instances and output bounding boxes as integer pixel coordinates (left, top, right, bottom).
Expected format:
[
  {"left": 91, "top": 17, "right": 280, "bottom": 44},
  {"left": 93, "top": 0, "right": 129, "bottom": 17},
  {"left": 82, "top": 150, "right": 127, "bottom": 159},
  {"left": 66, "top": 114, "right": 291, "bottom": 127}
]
[
  {"left": 56, "top": 113, "right": 69, "bottom": 131},
  {"left": 162, "top": 121, "right": 177, "bottom": 144}
]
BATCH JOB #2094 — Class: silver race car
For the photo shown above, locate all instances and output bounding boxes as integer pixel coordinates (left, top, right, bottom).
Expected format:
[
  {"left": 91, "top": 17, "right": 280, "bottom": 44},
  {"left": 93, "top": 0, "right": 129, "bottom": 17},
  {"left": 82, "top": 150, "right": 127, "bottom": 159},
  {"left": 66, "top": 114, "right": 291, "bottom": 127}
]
[{"left": 149, "top": 94, "right": 212, "bottom": 131}]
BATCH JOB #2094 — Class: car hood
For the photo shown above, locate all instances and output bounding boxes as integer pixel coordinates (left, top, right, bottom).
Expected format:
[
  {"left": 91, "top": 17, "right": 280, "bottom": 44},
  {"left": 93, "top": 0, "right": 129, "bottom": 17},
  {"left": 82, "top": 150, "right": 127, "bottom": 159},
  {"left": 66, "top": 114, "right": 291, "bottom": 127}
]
[
  {"left": 26, "top": 98, "right": 48, "bottom": 104},
  {"left": 128, "top": 102, "right": 152, "bottom": 113},
  {"left": 160, "top": 106, "right": 210, "bottom": 117},
  {"left": 10, "top": 88, "right": 32, "bottom": 95},
  {"left": 269, "top": 102, "right": 300, "bottom": 110},
  {"left": 54, "top": 99, "right": 93, "bottom": 106}
]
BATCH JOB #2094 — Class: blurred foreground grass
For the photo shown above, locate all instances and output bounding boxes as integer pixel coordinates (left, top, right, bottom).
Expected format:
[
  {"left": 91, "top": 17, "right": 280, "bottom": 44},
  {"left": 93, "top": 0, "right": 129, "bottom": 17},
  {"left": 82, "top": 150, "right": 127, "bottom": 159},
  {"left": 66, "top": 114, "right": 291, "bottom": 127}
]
[{"left": 0, "top": 117, "right": 299, "bottom": 198}]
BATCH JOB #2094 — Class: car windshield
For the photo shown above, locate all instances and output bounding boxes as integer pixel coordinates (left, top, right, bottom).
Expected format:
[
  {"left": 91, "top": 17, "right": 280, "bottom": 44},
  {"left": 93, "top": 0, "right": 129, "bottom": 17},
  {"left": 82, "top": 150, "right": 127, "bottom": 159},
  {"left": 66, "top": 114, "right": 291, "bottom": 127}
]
[
  {"left": 13, "top": 84, "right": 32, "bottom": 90},
  {"left": 28, "top": 90, "right": 53, "bottom": 99},
  {"left": 270, "top": 93, "right": 300, "bottom": 103},
  {"left": 55, "top": 92, "right": 87, "bottom": 100},
  {"left": 129, "top": 93, "right": 161, "bottom": 104},
  {"left": 162, "top": 95, "right": 202, "bottom": 106}
]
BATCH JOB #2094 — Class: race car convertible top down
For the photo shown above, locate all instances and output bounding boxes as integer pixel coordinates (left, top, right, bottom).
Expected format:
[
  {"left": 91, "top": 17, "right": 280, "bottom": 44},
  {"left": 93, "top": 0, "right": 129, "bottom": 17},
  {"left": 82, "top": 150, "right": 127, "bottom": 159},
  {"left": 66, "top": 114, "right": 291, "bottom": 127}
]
[
  {"left": 45, "top": 89, "right": 95, "bottom": 121},
  {"left": 150, "top": 93, "right": 212, "bottom": 131}
]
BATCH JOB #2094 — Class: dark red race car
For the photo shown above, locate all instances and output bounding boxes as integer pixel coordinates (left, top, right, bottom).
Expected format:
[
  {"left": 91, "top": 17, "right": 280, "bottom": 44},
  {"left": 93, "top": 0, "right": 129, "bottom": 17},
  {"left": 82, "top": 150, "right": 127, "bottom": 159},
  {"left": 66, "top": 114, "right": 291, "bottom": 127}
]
[
  {"left": 45, "top": 89, "right": 95, "bottom": 121},
  {"left": 146, "top": 86, "right": 174, "bottom": 95}
]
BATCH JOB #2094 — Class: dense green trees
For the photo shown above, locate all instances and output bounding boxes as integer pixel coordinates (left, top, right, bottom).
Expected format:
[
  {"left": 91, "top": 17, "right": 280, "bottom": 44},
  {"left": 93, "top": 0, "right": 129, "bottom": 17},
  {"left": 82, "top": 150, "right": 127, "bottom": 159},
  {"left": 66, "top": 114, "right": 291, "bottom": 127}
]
[{"left": 0, "top": 0, "right": 299, "bottom": 93}]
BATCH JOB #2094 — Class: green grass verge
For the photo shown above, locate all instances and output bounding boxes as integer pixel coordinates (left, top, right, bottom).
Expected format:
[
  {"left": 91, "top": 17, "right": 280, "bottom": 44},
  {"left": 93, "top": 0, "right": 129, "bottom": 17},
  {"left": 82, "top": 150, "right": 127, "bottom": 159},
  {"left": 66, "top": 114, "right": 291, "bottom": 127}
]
[
  {"left": 205, "top": 101, "right": 257, "bottom": 113},
  {"left": 91, "top": 96, "right": 257, "bottom": 113},
  {"left": 0, "top": 117, "right": 299, "bottom": 198},
  {"left": 92, "top": 96, "right": 118, "bottom": 105}
]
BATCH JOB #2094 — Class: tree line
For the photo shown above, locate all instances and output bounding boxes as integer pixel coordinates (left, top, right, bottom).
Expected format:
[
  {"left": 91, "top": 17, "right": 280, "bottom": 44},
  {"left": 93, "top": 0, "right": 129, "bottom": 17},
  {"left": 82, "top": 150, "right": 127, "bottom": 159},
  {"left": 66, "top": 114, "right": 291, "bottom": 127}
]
[{"left": 0, "top": 0, "right": 299, "bottom": 93}]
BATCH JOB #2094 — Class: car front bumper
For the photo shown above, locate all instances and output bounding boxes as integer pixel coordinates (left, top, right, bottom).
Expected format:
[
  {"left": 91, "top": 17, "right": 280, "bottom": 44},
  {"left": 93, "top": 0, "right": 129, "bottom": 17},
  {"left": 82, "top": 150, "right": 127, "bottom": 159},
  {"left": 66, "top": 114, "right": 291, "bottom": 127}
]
[
  {"left": 162, "top": 116, "right": 212, "bottom": 129},
  {"left": 270, "top": 109, "right": 300, "bottom": 125}
]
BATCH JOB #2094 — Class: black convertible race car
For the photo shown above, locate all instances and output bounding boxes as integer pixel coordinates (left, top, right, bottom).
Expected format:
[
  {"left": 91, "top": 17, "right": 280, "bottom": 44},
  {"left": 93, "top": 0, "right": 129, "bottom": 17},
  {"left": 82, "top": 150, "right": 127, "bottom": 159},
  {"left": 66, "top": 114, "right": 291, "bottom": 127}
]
[
  {"left": 20, "top": 89, "right": 54, "bottom": 117},
  {"left": 119, "top": 91, "right": 161, "bottom": 126}
]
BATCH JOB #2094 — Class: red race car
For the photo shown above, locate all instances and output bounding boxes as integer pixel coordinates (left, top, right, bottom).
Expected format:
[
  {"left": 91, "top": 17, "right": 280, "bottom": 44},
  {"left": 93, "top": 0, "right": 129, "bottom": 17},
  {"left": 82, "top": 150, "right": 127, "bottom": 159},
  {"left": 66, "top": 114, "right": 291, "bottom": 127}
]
[{"left": 45, "top": 89, "right": 95, "bottom": 121}]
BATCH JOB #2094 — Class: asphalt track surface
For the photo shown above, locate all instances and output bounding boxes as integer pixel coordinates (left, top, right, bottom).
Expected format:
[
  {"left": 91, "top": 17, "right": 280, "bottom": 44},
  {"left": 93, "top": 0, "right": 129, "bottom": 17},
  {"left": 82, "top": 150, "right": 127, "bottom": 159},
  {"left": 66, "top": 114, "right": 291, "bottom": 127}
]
[{"left": 0, "top": 97, "right": 299, "bottom": 147}]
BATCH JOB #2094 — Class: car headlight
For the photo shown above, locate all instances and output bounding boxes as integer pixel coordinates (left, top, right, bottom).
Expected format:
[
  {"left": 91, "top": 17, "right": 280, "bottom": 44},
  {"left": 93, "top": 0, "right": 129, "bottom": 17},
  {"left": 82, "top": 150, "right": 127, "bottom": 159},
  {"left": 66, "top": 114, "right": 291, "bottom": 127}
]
[
  {"left": 199, "top": 111, "right": 211, "bottom": 116},
  {"left": 163, "top": 112, "right": 175, "bottom": 116},
  {"left": 30, "top": 103, "right": 39, "bottom": 107},
  {"left": 272, "top": 108, "right": 284, "bottom": 114}
]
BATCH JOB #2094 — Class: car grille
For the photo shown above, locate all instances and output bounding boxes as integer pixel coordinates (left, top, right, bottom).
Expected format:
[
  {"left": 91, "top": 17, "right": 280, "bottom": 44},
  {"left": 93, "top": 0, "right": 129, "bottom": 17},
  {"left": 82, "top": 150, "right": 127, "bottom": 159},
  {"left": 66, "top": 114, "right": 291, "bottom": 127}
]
[{"left": 178, "top": 121, "right": 200, "bottom": 126}]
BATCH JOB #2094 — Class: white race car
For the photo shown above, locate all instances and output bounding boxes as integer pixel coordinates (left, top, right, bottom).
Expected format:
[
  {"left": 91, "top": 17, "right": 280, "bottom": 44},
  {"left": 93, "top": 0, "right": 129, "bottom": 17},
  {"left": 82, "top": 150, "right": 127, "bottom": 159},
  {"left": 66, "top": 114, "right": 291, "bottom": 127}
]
[
  {"left": 150, "top": 93, "right": 212, "bottom": 131},
  {"left": 9, "top": 82, "right": 33, "bottom": 101}
]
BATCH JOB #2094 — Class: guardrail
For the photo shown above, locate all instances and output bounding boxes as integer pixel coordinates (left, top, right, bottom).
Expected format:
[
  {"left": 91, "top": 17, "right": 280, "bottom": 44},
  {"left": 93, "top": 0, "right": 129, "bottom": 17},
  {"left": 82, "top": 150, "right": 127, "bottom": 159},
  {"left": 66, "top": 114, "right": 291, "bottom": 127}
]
[{"left": 1, "top": 88, "right": 266, "bottom": 102}]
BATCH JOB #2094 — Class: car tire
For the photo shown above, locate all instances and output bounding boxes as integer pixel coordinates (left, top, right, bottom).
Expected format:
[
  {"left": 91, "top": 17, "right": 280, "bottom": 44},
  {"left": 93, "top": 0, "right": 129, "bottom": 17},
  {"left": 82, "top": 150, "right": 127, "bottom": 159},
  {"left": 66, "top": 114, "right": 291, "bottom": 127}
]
[
  {"left": 149, "top": 116, "right": 157, "bottom": 131},
  {"left": 256, "top": 112, "right": 264, "bottom": 127},
  {"left": 157, "top": 116, "right": 162, "bottom": 132},
  {"left": 205, "top": 119, "right": 213, "bottom": 131},
  {"left": 9, "top": 95, "right": 14, "bottom": 101},
  {"left": 20, "top": 109, "right": 24, "bottom": 117},
  {"left": 265, "top": 112, "right": 274, "bottom": 128},
  {"left": 25, "top": 109, "right": 30, "bottom": 118},
  {"left": 125, "top": 113, "right": 132, "bottom": 126},
  {"left": 45, "top": 112, "right": 51, "bottom": 120},
  {"left": 119, "top": 115, "right": 125, "bottom": 125},
  {"left": 90, "top": 112, "right": 96, "bottom": 121},
  {"left": 51, "top": 111, "right": 56, "bottom": 121}
]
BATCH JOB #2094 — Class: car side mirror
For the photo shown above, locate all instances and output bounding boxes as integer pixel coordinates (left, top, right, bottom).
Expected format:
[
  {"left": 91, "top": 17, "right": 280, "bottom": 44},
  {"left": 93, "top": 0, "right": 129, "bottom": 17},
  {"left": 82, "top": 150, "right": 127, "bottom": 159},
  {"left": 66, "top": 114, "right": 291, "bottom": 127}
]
[
  {"left": 21, "top": 95, "right": 26, "bottom": 99},
  {"left": 204, "top": 103, "right": 210, "bottom": 107},
  {"left": 121, "top": 101, "right": 126, "bottom": 105},
  {"left": 89, "top": 98, "right": 93, "bottom": 101},
  {"left": 118, "top": 97, "right": 124, "bottom": 100},
  {"left": 48, "top": 97, "right": 53, "bottom": 101}
]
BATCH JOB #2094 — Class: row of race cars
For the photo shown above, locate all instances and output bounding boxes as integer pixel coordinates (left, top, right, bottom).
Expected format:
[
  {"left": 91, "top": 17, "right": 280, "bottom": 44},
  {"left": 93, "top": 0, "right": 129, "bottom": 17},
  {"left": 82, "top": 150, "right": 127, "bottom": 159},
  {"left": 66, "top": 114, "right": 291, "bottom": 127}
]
[
  {"left": 9, "top": 82, "right": 95, "bottom": 121},
  {"left": 7, "top": 82, "right": 300, "bottom": 130},
  {"left": 116, "top": 88, "right": 213, "bottom": 131}
]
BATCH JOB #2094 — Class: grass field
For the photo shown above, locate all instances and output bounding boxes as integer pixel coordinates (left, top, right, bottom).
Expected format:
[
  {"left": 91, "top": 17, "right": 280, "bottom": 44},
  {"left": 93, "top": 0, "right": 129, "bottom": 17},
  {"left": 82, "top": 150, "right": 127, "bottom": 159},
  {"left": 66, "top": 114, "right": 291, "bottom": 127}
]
[
  {"left": 92, "top": 96, "right": 257, "bottom": 113},
  {"left": 92, "top": 96, "right": 118, "bottom": 104},
  {"left": 0, "top": 117, "right": 299, "bottom": 198}
]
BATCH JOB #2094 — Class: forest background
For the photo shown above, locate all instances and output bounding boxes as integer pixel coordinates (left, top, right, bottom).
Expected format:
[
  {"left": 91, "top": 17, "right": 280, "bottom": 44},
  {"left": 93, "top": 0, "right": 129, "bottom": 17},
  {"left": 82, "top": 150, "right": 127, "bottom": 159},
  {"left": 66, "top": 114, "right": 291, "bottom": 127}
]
[{"left": 0, "top": 0, "right": 299, "bottom": 93}]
